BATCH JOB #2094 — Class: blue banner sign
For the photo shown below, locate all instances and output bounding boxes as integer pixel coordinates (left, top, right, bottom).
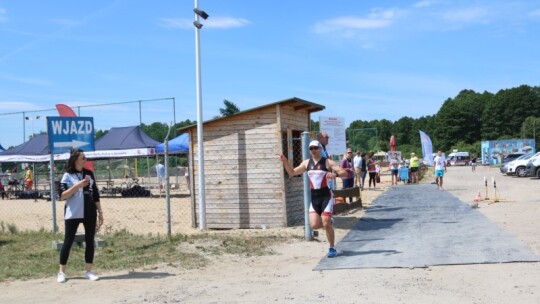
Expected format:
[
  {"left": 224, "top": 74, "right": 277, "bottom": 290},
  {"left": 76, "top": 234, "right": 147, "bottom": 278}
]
[{"left": 47, "top": 117, "right": 95, "bottom": 154}]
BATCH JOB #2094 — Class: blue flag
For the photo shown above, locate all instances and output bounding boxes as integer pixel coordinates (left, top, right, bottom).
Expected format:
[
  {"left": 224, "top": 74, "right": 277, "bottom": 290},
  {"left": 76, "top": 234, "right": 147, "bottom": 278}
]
[{"left": 419, "top": 130, "right": 434, "bottom": 166}]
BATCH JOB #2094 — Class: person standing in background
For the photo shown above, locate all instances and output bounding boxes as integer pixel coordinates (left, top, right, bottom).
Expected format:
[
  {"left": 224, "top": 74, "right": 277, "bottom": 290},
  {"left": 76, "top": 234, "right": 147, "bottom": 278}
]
[
  {"left": 340, "top": 148, "right": 355, "bottom": 202},
  {"left": 471, "top": 154, "right": 477, "bottom": 172},
  {"left": 317, "top": 131, "right": 334, "bottom": 189},
  {"left": 367, "top": 152, "right": 378, "bottom": 189},
  {"left": 184, "top": 166, "right": 190, "bottom": 192},
  {"left": 360, "top": 152, "right": 367, "bottom": 190},
  {"left": 409, "top": 152, "right": 420, "bottom": 184},
  {"left": 25, "top": 166, "right": 33, "bottom": 191},
  {"left": 155, "top": 160, "right": 166, "bottom": 192},
  {"left": 389, "top": 153, "right": 399, "bottom": 185},
  {"left": 353, "top": 150, "right": 363, "bottom": 189},
  {"left": 317, "top": 132, "right": 330, "bottom": 158}
]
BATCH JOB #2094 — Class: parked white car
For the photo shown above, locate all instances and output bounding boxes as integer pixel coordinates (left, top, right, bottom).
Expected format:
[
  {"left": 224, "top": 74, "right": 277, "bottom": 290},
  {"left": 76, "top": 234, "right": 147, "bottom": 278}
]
[
  {"left": 526, "top": 152, "right": 540, "bottom": 178},
  {"left": 506, "top": 153, "right": 537, "bottom": 177}
]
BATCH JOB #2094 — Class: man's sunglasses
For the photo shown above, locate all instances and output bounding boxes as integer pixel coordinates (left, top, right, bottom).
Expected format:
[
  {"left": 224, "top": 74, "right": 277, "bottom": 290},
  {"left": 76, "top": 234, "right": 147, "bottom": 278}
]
[{"left": 309, "top": 147, "right": 320, "bottom": 151}]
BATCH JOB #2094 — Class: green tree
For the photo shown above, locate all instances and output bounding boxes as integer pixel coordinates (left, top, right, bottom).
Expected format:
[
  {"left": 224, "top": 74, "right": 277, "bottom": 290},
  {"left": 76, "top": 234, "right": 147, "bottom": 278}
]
[
  {"left": 394, "top": 116, "right": 415, "bottom": 146},
  {"left": 94, "top": 129, "right": 108, "bottom": 140},
  {"left": 482, "top": 85, "right": 540, "bottom": 139},
  {"left": 521, "top": 116, "right": 540, "bottom": 144},
  {"left": 347, "top": 120, "right": 378, "bottom": 152},
  {"left": 435, "top": 90, "right": 491, "bottom": 150},
  {"left": 310, "top": 119, "right": 319, "bottom": 131},
  {"left": 141, "top": 122, "right": 169, "bottom": 141},
  {"left": 413, "top": 115, "right": 436, "bottom": 148},
  {"left": 219, "top": 99, "right": 240, "bottom": 117}
]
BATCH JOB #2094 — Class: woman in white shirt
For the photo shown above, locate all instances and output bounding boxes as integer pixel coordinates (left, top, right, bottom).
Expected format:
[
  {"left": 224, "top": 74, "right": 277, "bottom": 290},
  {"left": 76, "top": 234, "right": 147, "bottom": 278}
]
[{"left": 56, "top": 149, "right": 103, "bottom": 283}]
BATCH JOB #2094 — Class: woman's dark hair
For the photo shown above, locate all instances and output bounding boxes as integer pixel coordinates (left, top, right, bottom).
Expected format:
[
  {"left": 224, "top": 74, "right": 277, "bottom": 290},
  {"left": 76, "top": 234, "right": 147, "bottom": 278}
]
[{"left": 66, "top": 149, "right": 84, "bottom": 173}]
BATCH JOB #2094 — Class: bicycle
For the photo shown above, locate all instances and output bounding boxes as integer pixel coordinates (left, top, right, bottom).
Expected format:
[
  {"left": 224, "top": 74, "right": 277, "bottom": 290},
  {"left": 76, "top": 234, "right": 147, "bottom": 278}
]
[{"left": 120, "top": 177, "right": 140, "bottom": 191}]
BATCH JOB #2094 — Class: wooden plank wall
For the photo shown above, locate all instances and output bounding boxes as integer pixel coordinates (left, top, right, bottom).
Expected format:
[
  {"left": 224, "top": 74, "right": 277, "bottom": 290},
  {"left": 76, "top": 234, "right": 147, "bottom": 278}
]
[
  {"left": 279, "top": 105, "right": 311, "bottom": 226},
  {"left": 189, "top": 103, "right": 313, "bottom": 229},
  {"left": 191, "top": 107, "right": 283, "bottom": 229}
]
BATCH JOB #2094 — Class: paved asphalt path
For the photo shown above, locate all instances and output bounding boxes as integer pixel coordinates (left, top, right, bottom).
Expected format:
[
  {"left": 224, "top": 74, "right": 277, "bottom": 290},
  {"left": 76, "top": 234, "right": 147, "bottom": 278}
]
[{"left": 315, "top": 184, "right": 539, "bottom": 270}]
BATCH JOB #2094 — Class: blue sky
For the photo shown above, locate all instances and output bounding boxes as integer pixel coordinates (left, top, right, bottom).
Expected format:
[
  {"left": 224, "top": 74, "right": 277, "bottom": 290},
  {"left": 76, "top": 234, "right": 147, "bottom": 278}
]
[{"left": 1, "top": 0, "right": 539, "bottom": 148}]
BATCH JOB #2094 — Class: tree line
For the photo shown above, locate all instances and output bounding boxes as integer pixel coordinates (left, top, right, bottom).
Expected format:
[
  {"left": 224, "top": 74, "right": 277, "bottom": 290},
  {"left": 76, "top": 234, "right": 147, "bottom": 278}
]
[{"left": 318, "top": 85, "right": 540, "bottom": 156}]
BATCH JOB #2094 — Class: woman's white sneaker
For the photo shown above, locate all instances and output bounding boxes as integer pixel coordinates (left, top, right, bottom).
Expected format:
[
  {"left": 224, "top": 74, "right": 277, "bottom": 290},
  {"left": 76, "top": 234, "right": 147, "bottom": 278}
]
[
  {"left": 57, "top": 272, "right": 66, "bottom": 283},
  {"left": 85, "top": 271, "right": 99, "bottom": 281}
]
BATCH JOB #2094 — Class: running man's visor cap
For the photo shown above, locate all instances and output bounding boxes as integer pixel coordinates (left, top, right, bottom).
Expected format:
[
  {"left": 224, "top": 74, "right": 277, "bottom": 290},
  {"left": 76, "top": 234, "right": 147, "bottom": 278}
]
[{"left": 309, "top": 140, "right": 322, "bottom": 148}]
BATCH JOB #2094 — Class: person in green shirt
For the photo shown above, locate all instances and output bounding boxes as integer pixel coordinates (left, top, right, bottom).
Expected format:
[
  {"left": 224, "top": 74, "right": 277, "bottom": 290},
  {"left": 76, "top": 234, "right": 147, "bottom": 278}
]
[{"left": 410, "top": 152, "right": 419, "bottom": 184}]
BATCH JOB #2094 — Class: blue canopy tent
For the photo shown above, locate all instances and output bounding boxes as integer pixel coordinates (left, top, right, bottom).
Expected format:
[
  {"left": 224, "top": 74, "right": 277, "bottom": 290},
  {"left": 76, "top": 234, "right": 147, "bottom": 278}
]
[
  {"left": 155, "top": 133, "right": 189, "bottom": 154},
  {"left": 85, "top": 126, "right": 161, "bottom": 184},
  {"left": 92, "top": 126, "right": 160, "bottom": 155},
  {"left": 155, "top": 133, "right": 189, "bottom": 189},
  {"left": 0, "top": 134, "right": 53, "bottom": 196},
  {"left": 0, "top": 134, "right": 52, "bottom": 162}
]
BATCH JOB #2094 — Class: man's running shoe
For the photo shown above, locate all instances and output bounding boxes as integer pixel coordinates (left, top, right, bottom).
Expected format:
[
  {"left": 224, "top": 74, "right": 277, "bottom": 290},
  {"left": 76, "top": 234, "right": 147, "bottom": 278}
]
[{"left": 327, "top": 247, "right": 337, "bottom": 258}]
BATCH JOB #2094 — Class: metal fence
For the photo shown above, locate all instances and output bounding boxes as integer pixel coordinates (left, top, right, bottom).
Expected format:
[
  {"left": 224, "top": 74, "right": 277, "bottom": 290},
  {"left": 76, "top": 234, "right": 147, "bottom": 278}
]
[
  {"left": 0, "top": 98, "right": 197, "bottom": 236},
  {"left": 0, "top": 158, "right": 194, "bottom": 236},
  {"left": 346, "top": 128, "right": 379, "bottom": 154}
]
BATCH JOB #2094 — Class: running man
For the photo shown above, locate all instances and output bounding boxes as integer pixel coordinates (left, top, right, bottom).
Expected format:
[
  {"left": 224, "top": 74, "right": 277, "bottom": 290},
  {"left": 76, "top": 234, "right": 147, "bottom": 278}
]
[
  {"left": 433, "top": 150, "right": 447, "bottom": 190},
  {"left": 278, "top": 140, "right": 347, "bottom": 258}
]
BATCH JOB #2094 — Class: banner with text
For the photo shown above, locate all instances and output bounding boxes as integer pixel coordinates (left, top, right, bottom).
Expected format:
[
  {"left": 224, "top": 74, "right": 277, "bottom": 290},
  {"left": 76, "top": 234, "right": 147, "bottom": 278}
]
[{"left": 319, "top": 116, "right": 347, "bottom": 157}]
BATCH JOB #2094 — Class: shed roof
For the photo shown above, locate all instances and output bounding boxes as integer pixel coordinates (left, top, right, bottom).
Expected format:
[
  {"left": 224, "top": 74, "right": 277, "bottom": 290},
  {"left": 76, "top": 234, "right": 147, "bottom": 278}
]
[{"left": 177, "top": 97, "right": 324, "bottom": 133}]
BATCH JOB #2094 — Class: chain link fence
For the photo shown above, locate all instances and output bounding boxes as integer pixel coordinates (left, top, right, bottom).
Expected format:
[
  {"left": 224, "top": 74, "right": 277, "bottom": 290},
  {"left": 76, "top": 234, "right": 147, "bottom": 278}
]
[
  {"left": 0, "top": 157, "right": 194, "bottom": 236},
  {"left": 346, "top": 128, "right": 379, "bottom": 154},
  {"left": 0, "top": 99, "right": 198, "bottom": 236},
  {"left": 282, "top": 135, "right": 304, "bottom": 227}
]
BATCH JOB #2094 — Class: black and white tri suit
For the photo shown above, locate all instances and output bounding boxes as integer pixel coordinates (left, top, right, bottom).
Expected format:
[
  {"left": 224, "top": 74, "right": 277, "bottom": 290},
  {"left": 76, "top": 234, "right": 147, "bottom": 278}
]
[{"left": 306, "top": 157, "right": 334, "bottom": 216}]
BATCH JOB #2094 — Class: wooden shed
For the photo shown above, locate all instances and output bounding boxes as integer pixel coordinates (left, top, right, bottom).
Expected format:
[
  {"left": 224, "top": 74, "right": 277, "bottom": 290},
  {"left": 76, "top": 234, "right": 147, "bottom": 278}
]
[{"left": 179, "top": 97, "right": 325, "bottom": 229}]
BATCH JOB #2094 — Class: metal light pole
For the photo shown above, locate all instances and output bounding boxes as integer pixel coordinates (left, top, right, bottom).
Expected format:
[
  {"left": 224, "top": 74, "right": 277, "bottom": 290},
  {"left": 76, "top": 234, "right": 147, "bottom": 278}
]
[
  {"left": 25, "top": 116, "right": 41, "bottom": 139},
  {"left": 194, "top": 0, "right": 208, "bottom": 230}
]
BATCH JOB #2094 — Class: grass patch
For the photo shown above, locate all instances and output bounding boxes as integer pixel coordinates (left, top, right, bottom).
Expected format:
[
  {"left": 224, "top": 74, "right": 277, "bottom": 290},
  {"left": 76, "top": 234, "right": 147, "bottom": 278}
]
[{"left": 0, "top": 222, "right": 292, "bottom": 282}]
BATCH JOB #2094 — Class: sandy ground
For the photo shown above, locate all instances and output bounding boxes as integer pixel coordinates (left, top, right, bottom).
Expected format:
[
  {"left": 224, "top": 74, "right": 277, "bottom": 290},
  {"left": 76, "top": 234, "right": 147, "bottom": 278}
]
[
  {"left": 0, "top": 180, "right": 195, "bottom": 235},
  {"left": 1, "top": 166, "right": 540, "bottom": 304}
]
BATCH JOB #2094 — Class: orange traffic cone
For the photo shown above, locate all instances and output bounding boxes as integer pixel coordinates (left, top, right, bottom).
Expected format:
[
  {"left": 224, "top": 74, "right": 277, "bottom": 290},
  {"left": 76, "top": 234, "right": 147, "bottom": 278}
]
[{"left": 474, "top": 190, "right": 482, "bottom": 202}]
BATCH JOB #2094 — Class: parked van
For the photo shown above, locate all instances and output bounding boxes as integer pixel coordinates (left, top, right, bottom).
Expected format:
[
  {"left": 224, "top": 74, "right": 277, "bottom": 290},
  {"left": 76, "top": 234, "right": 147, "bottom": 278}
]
[{"left": 447, "top": 152, "right": 470, "bottom": 166}]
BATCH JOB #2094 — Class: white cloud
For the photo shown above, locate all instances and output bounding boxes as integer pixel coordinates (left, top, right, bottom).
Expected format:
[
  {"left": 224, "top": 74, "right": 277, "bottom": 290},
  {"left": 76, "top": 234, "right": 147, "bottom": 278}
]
[
  {"left": 0, "top": 74, "right": 52, "bottom": 86},
  {"left": 158, "top": 17, "right": 250, "bottom": 29},
  {"left": 51, "top": 18, "right": 81, "bottom": 27},
  {"left": 158, "top": 18, "right": 192, "bottom": 29},
  {"left": 441, "top": 7, "right": 490, "bottom": 23},
  {"left": 313, "top": 9, "right": 402, "bottom": 34},
  {"left": 205, "top": 17, "right": 251, "bottom": 29},
  {"left": 412, "top": 1, "right": 436, "bottom": 9},
  {"left": 0, "top": 101, "right": 40, "bottom": 112},
  {"left": 0, "top": 7, "right": 7, "bottom": 23},
  {"left": 530, "top": 9, "right": 540, "bottom": 18}
]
